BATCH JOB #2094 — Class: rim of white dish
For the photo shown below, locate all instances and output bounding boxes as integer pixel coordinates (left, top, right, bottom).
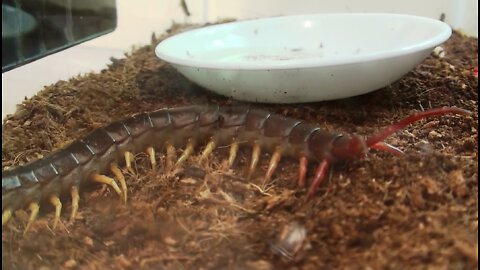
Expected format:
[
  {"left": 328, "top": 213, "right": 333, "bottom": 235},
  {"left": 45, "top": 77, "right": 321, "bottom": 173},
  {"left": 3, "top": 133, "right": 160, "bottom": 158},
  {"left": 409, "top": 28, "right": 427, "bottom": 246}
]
[{"left": 155, "top": 13, "right": 452, "bottom": 70}]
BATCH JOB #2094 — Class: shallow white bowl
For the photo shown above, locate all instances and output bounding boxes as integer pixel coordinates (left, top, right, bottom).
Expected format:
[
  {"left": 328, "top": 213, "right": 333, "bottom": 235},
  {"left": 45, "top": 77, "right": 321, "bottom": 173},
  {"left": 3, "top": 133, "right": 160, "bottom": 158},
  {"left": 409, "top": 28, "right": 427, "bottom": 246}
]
[{"left": 155, "top": 13, "right": 451, "bottom": 103}]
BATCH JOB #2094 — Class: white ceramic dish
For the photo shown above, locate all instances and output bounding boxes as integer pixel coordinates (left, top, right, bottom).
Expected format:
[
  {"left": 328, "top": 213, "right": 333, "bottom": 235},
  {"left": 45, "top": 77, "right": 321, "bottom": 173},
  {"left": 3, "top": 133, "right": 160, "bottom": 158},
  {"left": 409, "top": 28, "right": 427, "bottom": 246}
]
[{"left": 155, "top": 13, "right": 452, "bottom": 103}]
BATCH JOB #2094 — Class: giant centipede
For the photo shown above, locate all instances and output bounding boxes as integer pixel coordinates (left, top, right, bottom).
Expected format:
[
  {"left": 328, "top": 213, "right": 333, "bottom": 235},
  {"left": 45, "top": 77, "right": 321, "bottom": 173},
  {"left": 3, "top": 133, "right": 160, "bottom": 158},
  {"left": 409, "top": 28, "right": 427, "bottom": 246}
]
[{"left": 1, "top": 105, "right": 471, "bottom": 233}]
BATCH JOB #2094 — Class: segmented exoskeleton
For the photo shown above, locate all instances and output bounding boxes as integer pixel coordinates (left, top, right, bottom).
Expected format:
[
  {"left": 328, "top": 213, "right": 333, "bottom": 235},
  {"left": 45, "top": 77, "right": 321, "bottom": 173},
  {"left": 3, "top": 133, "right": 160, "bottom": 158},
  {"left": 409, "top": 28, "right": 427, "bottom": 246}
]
[{"left": 2, "top": 105, "right": 470, "bottom": 233}]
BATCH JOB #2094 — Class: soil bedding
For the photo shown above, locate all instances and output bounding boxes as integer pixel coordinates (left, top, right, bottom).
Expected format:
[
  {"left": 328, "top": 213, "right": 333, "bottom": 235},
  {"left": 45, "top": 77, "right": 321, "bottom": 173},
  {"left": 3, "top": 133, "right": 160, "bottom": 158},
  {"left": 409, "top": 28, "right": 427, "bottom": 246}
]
[{"left": 2, "top": 24, "right": 478, "bottom": 270}]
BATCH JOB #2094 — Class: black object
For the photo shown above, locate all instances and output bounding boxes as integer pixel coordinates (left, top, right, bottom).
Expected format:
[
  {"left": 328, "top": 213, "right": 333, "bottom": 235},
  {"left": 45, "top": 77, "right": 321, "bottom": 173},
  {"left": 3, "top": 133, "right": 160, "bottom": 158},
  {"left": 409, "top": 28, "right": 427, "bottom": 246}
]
[{"left": 2, "top": 0, "right": 117, "bottom": 72}]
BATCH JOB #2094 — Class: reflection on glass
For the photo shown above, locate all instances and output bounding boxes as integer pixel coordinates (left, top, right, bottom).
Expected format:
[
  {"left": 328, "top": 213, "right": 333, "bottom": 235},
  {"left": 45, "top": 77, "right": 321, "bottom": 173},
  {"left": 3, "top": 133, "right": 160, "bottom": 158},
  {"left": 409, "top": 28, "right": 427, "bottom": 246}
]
[{"left": 2, "top": 0, "right": 116, "bottom": 72}]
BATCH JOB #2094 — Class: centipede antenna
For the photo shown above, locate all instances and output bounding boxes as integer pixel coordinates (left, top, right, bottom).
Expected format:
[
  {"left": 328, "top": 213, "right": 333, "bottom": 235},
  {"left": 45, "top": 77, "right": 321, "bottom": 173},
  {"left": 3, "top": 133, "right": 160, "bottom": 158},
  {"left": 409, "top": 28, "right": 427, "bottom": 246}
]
[
  {"left": 306, "top": 159, "right": 331, "bottom": 200},
  {"left": 264, "top": 146, "right": 282, "bottom": 184},
  {"left": 2, "top": 209, "right": 12, "bottom": 226},
  {"left": 366, "top": 107, "right": 471, "bottom": 147},
  {"left": 124, "top": 151, "right": 135, "bottom": 174},
  {"left": 110, "top": 164, "right": 127, "bottom": 203},
  {"left": 70, "top": 186, "right": 80, "bottom": 222},
  {"left": 24, "top": 202, "right": 40, "bottom": 234},
  {"left": 146, "top": 147, "right": 156, "bottom": 170},
  {"left": 227, "top": 138, "right": 239, "bottom": 168},
  {"left": 298, "top": 156, "right": 308, "bottom": 188},
  {"left": 91, "top": 173, "right": 123, "bottom": 199},
  {"left": 176, "top": 139, "right": 195, "bottom": 166},
  {"left": 49, "top": 195, "right": 62, "bottom": 230},
  {"left": 246, "top": 141, "right": 261, "bottom": 180}
]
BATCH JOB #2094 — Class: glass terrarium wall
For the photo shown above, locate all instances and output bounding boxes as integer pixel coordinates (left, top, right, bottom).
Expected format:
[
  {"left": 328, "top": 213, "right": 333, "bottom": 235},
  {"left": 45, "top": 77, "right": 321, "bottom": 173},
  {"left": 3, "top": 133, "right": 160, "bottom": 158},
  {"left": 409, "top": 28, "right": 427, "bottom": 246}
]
[{"left": 2, "top": 0, "right": 116, "bottom": 72}]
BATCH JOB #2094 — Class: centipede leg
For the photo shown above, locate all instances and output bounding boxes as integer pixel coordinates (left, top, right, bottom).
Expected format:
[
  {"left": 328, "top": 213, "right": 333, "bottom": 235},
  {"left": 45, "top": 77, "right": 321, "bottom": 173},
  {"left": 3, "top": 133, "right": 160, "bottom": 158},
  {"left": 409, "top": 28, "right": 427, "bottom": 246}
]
[
  {"left": 2, "top": 209, "right": 12, "bottom": 226},
  {"left": 111, "top": 163, "right": 127, "bottom": 203},
  {"left": 124, "top": 151, "right": 135, "bottom": 174},
  {"left": 165, "top": 142, "right": 176, "bottom": 170},
  {"left": 146, "top": 146, "right": 157, "bottom": 170},
  {"left": 24, "top": 202, "right": 40, "bottom": 234},
  {"left": 176, "top": 138, "right": 194, "bottom": 166},
  {"left": 298, "top": 155, "right": 308, "bottom": 188},
  {"left": 246, "top": 141, "right": 261, "bottom": 180},
  {"left": 306, "top": 159, "right": 331, "bottom": 200},
  {"left": 199, "top": 138, "right": 216, "bottom": 163},
  {"left": 70, "top": 186, "right": 80, "bottom": 222},
  {"left": 263, "top": 146, "right": 282, "bottom": 184},
  {"left": 49, "top": 195, "right": 62, "bottom": 230},
  {"left": 227, "top": 138, "right": 239, "bottom": 168},
  {"left": 91, "top": 173, "right": 123, "bottom": 199}
]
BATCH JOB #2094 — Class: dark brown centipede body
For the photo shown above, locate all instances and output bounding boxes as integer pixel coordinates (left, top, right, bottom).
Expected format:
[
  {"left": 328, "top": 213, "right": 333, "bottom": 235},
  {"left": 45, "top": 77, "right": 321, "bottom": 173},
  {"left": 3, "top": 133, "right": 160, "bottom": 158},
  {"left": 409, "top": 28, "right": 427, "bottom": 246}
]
[{"left": 1, "top": 104, "right": 471, "bottom": 232}]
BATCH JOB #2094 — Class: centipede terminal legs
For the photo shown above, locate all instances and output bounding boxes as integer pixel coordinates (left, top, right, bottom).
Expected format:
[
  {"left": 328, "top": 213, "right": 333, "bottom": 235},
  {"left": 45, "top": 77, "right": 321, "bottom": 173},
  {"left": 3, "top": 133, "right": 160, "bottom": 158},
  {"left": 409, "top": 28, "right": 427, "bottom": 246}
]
[{"left": 365, "top": 107, "right": 471, "bottom": 147}]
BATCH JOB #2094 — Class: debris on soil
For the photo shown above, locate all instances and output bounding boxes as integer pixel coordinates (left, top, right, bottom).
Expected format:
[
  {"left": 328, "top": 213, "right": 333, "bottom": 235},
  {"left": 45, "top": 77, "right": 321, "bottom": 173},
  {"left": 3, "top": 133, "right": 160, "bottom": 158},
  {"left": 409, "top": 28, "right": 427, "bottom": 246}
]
[{"left": 2, "top": 23, "right": 478, "bottom": 270}]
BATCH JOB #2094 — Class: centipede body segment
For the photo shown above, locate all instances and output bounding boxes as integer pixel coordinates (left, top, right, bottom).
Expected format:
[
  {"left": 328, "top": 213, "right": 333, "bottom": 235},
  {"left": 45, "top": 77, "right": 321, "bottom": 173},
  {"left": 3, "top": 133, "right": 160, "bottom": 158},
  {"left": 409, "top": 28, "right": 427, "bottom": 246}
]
[{"left": 1, "top": 105, "right": 471, "bottom": 233}]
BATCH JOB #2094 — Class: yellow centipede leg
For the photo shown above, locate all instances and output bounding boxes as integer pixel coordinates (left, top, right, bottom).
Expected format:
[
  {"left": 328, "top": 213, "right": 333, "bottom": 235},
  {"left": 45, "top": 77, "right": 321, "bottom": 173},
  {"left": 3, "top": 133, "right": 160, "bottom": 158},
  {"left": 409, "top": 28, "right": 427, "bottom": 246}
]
[
  {"left": 246, "top": 141, "right": 261, "bottom": 180},
  {"left": 199, "top": 139, "right": 216, "bottom": 163},
  {"left": 49, "top": 195, "right": 62, "bottom": 230},
  {"left": 24, "top": 202, "right": 40, "bottom": 234},
  {"left": 91, "top": 173, "right": 123, "bottom": 199},
  {"left": 264, "top": 146, "right": 282, "bottom": 185},
  {"left": 146, "top": 146, "right": 157, "bottom": 170},
  {"left": 176, "top": 139, "right": 194, "bottom": 166},
  {"left": 70, "top": 186, "right": 80, "bottom": 222},
  {"left": 165, "top": 142, "right": 176, "bottom": 170},
  {"left": 2, "top": 209, "right": 12, "bottom": 226},
  {"left": 111, "top": 163, "right": 127, "bottom": 204},
  {"left": 227, "top": 138, "right": 239, "bottom": 168},
  {"left": 124, "top": 151, "right": 135, "bottom": 174}
]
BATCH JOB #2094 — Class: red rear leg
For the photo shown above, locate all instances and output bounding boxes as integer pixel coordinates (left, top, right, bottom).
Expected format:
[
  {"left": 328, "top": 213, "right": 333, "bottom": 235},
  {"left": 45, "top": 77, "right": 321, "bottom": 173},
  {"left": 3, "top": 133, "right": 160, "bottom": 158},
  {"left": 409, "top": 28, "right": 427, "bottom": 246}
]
[
  {"left": 306, "top": 159, "right": 331, "bottom": 200},
  {"left": 366, "top": 107, "right": 471, "bottom": 148}
]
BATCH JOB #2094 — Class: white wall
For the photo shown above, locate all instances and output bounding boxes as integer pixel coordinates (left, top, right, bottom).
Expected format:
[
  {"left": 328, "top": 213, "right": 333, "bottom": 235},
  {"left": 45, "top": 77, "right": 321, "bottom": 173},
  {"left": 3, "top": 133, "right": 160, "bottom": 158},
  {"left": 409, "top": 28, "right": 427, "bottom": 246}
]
[
  {"left": 2, "top": 0, "right": 478, "bottom": 119},
  {"left": 88, "top": 0, "right": 478, "bottom": 50}
]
